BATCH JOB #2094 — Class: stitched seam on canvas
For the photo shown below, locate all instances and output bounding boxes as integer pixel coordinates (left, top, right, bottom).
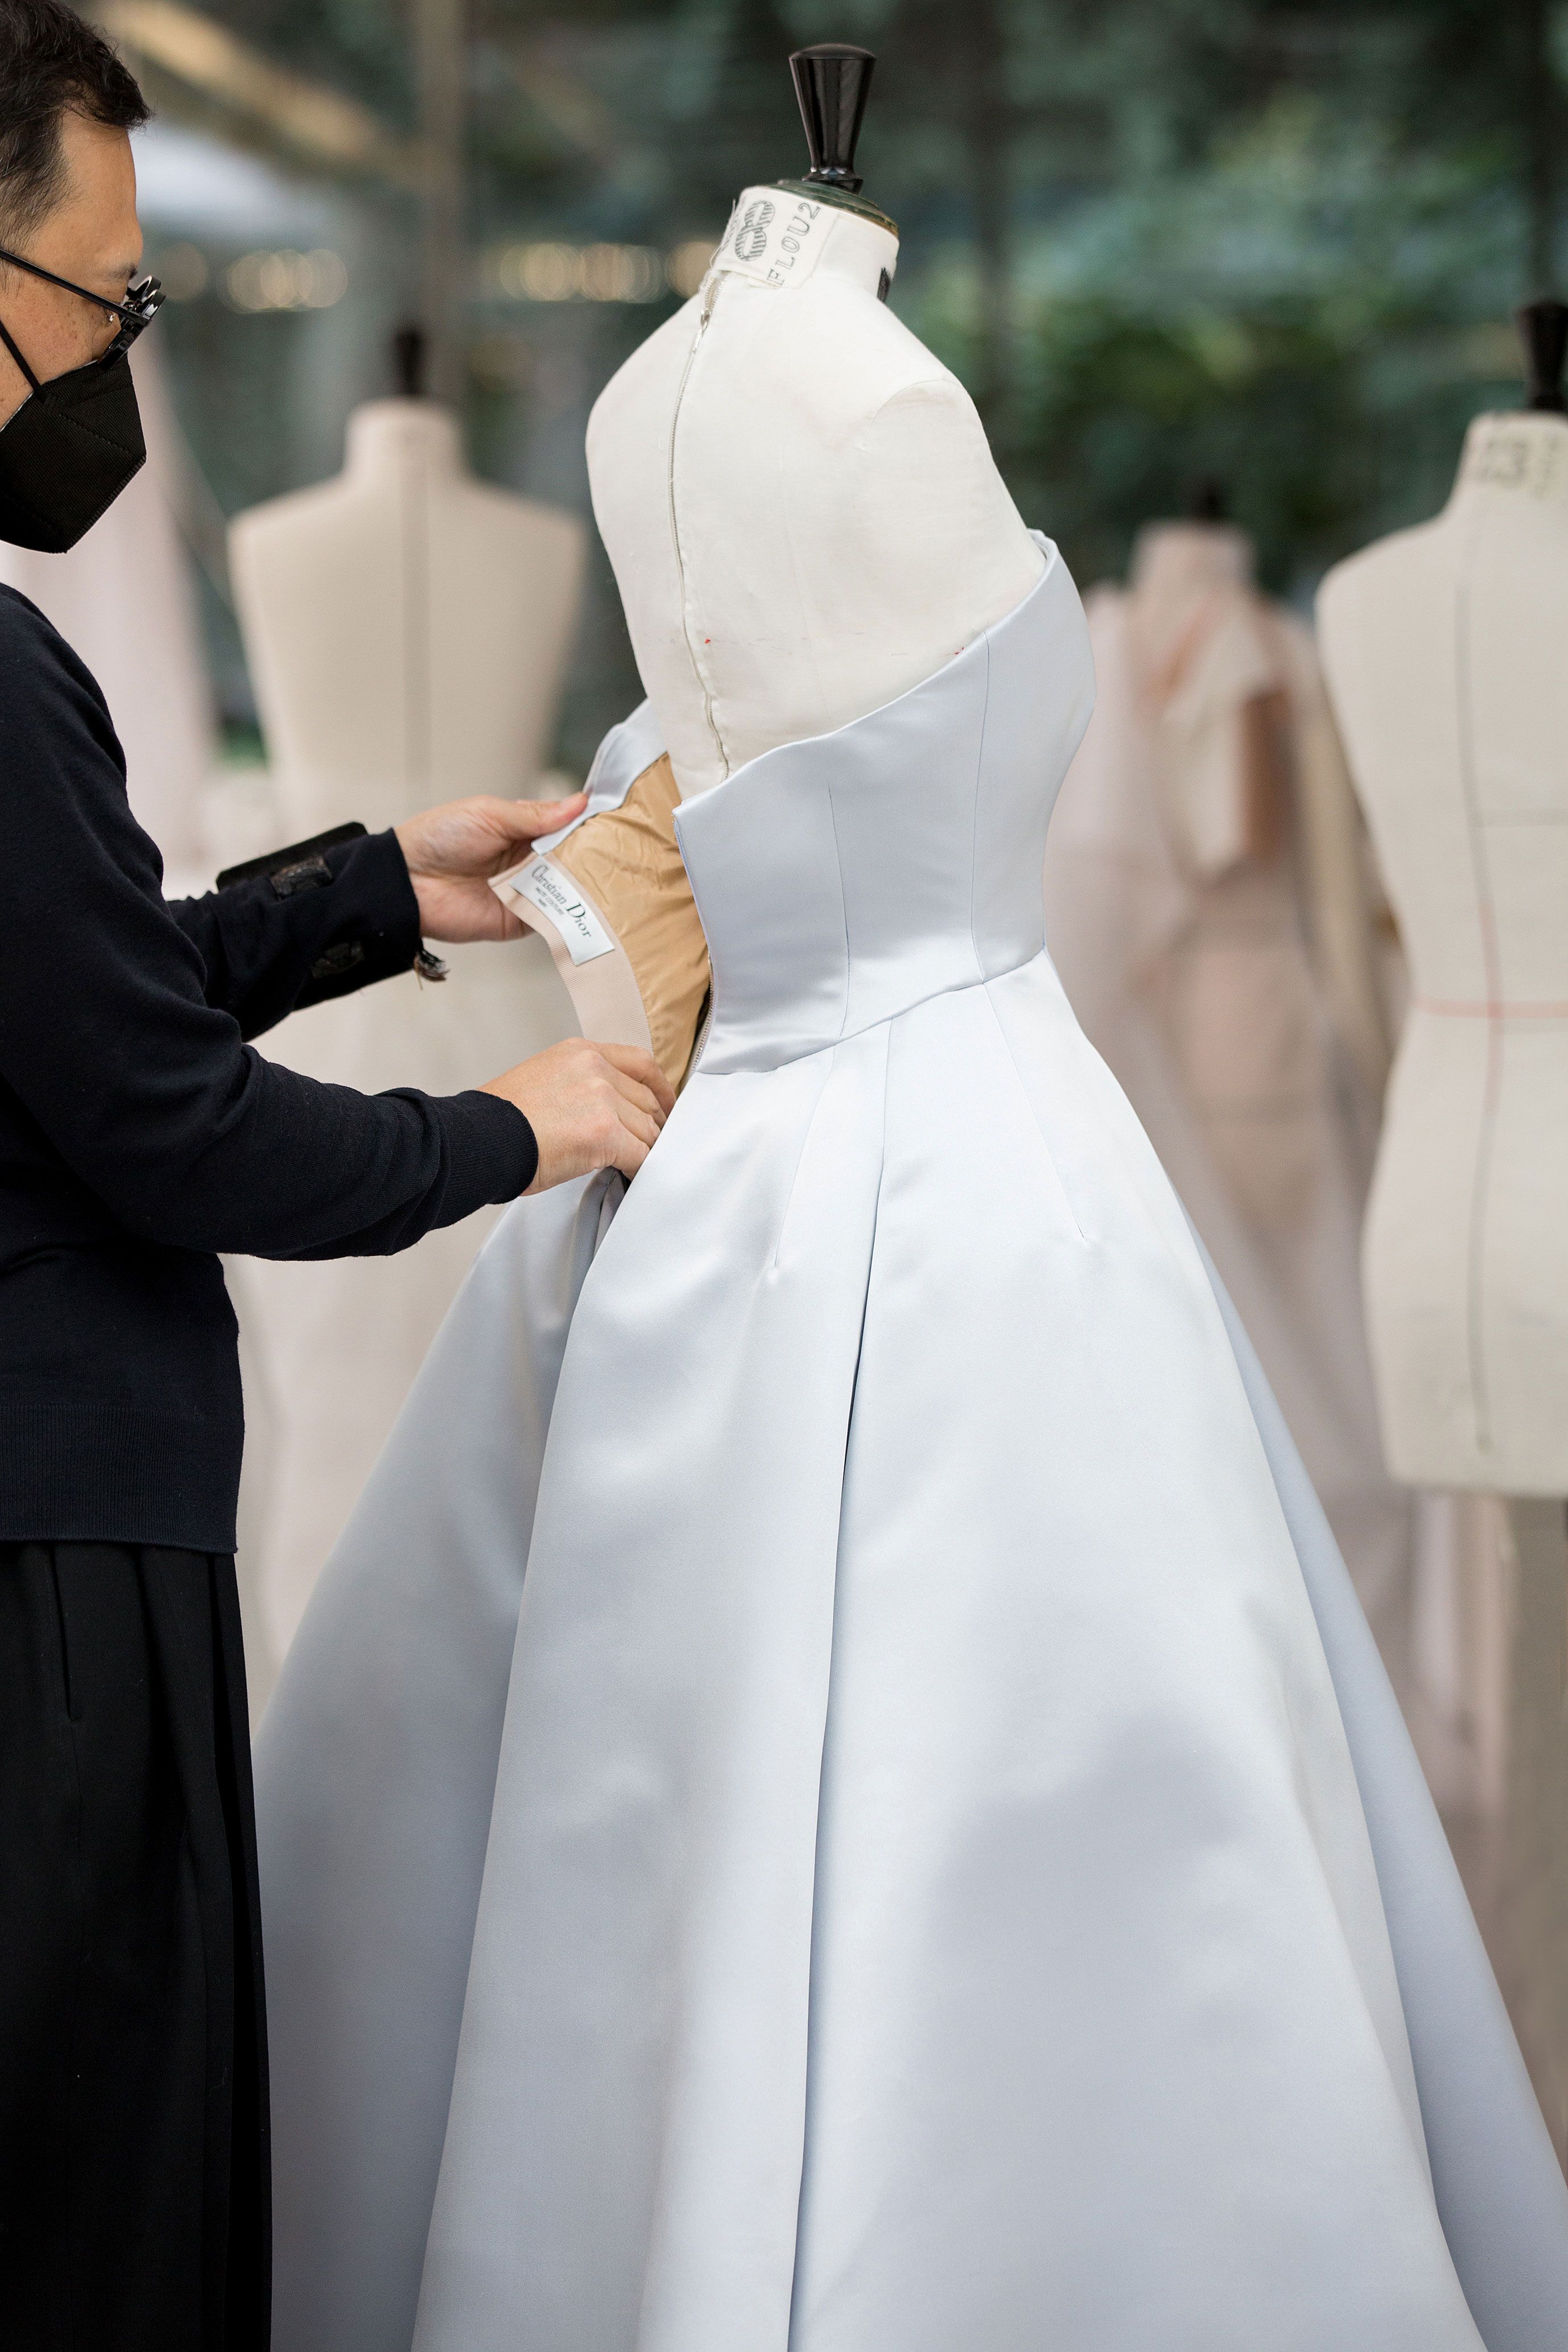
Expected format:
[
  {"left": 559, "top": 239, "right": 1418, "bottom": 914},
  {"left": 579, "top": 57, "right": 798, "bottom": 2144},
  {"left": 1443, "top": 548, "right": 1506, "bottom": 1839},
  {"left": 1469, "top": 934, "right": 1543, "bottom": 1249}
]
[{"left": 1454, "top": 555, "right": 1500, "bottom": 1458}]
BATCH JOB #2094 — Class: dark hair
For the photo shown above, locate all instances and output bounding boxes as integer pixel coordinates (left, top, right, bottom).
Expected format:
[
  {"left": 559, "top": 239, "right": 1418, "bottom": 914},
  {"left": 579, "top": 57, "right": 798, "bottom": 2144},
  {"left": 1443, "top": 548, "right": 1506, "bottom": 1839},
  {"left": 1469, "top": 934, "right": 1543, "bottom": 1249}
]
[{"left": 0, "top": 0, "right": 148, "bottom": 245}]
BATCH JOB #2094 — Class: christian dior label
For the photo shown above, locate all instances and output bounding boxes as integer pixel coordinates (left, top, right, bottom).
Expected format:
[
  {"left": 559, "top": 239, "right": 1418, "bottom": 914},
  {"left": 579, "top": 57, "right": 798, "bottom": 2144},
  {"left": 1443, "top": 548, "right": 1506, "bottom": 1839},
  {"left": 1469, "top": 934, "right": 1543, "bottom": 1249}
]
[
  {"left": 712, "top": 188, "right": 828, "bottom": 289},
  {"left": 496, "top": 857, "right": 616, "bottom": 964}
]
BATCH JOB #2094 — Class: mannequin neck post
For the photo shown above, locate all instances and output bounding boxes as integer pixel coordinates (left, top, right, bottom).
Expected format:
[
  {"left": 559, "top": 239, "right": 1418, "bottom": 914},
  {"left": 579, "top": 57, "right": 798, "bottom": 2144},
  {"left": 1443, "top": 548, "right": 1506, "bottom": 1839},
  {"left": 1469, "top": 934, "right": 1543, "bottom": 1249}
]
[
  {"left": 344, "top": 398, "right": 467, "bottom": 485},
  {"left": 709, "top": 184, "right": 898, "bottom": 302}
]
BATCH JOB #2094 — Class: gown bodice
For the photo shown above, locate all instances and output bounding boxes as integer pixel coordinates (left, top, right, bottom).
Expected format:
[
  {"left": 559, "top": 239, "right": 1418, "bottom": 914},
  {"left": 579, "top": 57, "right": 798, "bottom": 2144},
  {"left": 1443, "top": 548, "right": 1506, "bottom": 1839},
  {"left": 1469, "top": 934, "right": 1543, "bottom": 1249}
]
[{"left": 677, "top": 539, "right": 1094, "bottom": 1077}]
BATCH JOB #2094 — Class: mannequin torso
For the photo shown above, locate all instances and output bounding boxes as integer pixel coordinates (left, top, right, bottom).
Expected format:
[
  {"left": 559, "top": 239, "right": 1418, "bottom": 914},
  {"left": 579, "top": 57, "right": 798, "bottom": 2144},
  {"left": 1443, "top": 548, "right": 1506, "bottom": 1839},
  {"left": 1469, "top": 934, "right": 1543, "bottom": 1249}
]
[
  {"left": 497, "top": 185, "right": 1043, "bottom": 1084},
  {"left": 587, "top": 188, "right": 1043, "bottom": 797},
  {"left": 231, "top": 399, "right": 585, "bottom": 827},
  {"left": 225, "top": 403, "right": 585, "bottom": 1680},
  {"left": 1318, "top": 411, "right": 1568, "bottom": 1491},
  {"left": 1045, "top": 518, "right": 1408, "bottom": 1681}
]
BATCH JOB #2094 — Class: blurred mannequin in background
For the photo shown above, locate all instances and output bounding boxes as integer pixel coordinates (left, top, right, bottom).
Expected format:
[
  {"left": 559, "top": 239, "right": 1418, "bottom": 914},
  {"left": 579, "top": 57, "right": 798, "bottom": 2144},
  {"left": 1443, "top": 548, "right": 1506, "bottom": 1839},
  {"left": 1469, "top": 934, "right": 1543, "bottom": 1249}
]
[
  {"left": 226, "top": 343, "right": 585, "bottom": 1690},
  {"left": 1318, "top": 316, "right": 1568, "bottom": 2153},
  {"left": 1045, "top": 514, "right": 1412, "bottom": 1693}
]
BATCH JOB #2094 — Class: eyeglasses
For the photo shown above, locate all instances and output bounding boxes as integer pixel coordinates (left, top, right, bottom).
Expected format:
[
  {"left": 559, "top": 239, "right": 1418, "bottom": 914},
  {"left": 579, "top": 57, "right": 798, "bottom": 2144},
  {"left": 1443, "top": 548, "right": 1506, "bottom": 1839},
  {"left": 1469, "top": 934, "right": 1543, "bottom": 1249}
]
[{"left": 0, "top": 247, "right": 164, "bottom": 354}]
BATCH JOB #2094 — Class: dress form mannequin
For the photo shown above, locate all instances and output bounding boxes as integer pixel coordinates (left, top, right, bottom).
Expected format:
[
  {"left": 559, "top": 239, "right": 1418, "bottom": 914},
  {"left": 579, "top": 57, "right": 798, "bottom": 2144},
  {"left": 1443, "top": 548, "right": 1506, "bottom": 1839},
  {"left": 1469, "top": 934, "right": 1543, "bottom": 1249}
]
[
  {"left": 230, "top": 338, "right": 584, "bottom": 826},
  {"left": 1317, "top": 303, "right": 1568, "bottom": 2149},
  {"left": 494, "top": 46, "right": 1044, "bottom": 1086},
  {"left": 1318, "top": 373, "right": 1568, "bottom": 1494},
  {"left": 1045, "top": 515, "right": 1411, "bottom": 1697},
  {"left": 586, "top": 59, "right": 1042, "bottom": 797},
  {"left": 225, "top": 340, "right": 584, "bottom": 1689}
]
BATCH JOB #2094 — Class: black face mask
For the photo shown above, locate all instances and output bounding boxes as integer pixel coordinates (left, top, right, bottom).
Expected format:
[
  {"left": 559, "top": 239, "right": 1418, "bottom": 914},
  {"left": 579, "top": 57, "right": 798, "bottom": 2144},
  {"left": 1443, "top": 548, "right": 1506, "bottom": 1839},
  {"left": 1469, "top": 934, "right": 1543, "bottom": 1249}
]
[{"left": 0, "top": 320, "right": 146, "bottom": 553}]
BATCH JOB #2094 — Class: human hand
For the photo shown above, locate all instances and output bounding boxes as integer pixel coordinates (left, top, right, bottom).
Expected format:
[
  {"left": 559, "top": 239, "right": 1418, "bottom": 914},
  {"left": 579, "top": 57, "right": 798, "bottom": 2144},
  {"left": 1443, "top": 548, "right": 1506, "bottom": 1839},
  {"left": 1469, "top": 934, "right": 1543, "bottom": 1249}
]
[
  {"left": 395, "top": 791, "right": 586, "bottom": 942},
  {"left": 481, "top": 1038, "right": 676, "bottom": 1191}
]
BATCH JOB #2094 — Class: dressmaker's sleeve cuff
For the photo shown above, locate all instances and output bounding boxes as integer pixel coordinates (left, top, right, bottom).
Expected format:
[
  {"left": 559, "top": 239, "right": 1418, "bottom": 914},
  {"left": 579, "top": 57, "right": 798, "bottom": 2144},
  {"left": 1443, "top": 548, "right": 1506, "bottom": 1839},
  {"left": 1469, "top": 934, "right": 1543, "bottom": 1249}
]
[{"left": 431, "top": 1088, "right": 539, "bottom": 1215}]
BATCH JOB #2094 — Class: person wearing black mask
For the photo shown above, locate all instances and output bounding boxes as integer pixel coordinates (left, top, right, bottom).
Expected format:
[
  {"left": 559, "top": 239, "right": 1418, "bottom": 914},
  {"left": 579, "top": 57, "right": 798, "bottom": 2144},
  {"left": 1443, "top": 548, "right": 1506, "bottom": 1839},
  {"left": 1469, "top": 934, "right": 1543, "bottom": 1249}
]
[{"left": 0, "top": 7, "right": 672, "bottom": 2346}]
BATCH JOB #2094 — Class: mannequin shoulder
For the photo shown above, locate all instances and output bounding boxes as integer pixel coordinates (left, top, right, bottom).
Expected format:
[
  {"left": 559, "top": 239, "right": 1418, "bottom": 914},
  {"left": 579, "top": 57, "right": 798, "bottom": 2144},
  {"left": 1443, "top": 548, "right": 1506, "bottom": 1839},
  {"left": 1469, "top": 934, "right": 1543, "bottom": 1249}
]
[
  {"left": 228, "top": 474, "right": 367, "bottom": 588},
  {"left": 852, "top": 360, "right": 1000, "bottom": 471},
  {"left": 742, "top": 275, "right": 965, "bottom": 427},
  {"left": 591, "top": 276, "right": 971, "bottom": 451},
  {"left": 229, "top": 473, "right": 357, "bottom": 547},
  {"left": 1317, "top": 518, "right": 1449, "bottom": 639},
  {"left": 452, "top": 480, "right": 587, "bottom": 566}
]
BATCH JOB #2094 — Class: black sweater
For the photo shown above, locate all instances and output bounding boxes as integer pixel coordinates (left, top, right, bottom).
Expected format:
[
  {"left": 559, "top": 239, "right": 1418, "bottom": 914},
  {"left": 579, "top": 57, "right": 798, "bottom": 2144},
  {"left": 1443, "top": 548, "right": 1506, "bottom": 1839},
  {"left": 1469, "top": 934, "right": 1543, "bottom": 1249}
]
[{"left": 0, "top": 585, "right": 537, "bottom": 1552}]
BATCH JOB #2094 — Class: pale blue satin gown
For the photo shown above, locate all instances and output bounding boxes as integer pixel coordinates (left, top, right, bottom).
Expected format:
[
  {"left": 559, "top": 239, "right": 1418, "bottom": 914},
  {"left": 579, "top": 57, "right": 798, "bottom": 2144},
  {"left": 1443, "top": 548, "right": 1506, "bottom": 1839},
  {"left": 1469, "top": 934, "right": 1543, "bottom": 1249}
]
[{"left": 255, "top": 542, "right": 1568, "bottom": 2351}]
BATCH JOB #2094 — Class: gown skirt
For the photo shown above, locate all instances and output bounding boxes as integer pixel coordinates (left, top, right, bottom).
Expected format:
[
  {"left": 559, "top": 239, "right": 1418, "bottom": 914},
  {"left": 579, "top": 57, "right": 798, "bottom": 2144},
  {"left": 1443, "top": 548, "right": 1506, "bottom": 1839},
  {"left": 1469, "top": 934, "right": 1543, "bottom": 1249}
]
[{"left": 255, "top": 543, "right": 1568, "bottom": 2351}]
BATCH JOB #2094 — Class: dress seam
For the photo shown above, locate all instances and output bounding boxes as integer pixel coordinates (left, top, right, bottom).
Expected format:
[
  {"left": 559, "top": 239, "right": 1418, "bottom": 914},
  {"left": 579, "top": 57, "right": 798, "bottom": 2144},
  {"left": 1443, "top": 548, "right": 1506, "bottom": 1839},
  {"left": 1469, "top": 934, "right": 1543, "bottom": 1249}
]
[
  {"left": 784, "top": 1022, "right": 889, "bottom": 2350},
  {"left": 772, "top": 1047, "right": 839, "bottom": 1273},
  {"left": 702, "top": 944, "right": 1052, "bottom": 1079},
  {"left": 822, "top": 770, "right": 855, "bottom": 1046},
  {"left": 964, "top": 633, "right": 992, "bottom": 983},
  {"left": 981, "top": 979, "right": 1089, "bottom": 1243}
]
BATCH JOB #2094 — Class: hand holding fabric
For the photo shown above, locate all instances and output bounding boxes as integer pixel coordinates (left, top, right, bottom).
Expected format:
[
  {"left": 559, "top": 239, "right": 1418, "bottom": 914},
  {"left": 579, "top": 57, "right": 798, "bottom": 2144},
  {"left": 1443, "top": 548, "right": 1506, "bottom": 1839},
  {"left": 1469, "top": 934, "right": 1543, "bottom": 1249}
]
[
  {"left": 396, "top": 792, "right": 587, "bottom": 942},
  {"left": 481, "top": 1037, "right": 674, "bottom": 1189}
]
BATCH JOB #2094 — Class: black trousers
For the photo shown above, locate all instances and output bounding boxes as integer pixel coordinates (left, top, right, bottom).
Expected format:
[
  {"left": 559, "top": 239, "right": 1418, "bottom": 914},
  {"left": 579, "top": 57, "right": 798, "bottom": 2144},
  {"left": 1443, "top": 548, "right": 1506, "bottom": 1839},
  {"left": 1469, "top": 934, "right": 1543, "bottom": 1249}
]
[{"left": 0, "top": 1544, "right": 269, "bottom": 2350}]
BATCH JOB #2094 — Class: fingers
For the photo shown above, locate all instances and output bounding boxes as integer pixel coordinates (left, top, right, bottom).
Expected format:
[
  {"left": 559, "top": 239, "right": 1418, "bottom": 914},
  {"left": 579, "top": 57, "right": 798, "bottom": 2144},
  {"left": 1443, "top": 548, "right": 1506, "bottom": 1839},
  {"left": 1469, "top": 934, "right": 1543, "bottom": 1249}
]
[
  {"left": 494, "top": 790, "right": 587, "bottom": 836},
  {"left": 501, "top": 1037, "right": 676, "bottom": 1196},
  {"left": 605, "top": 1064, "right": 668, "bottom": 1127},
  {"left": 595, "top": 1074, "right": 662, "bottom": 1156},
  {"left": 459, "top": 790, "right": 585, "bottom": 827},
  {"left": 595, "top": 1041, "right": 676, "bottom": 1117},
  {"left": 605, "top": 1120, "right": 653, "bottom": 1181}
]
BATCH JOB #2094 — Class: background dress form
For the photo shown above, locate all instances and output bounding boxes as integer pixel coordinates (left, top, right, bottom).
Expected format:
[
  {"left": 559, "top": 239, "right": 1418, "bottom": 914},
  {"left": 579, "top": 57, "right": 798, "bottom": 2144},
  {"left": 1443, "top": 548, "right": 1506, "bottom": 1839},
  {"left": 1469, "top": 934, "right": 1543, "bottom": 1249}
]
[
  {"left": 1043, "top": 523, "right": 1414, "bottom": 1694},
  {"left": 1319, "top": 407, "right": 1568, "bottom": 2154},
  {"left": 226, "top": 399, "right": 582, "bottom": 1689}
]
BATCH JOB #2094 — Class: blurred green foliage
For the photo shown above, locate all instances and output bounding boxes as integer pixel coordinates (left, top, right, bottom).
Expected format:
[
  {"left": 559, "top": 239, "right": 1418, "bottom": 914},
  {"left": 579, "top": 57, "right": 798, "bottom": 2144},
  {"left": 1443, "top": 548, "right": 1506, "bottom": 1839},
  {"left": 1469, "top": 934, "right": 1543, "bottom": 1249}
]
[{"left": 176, "top": 0, "right": 1567, "bottom": 740}]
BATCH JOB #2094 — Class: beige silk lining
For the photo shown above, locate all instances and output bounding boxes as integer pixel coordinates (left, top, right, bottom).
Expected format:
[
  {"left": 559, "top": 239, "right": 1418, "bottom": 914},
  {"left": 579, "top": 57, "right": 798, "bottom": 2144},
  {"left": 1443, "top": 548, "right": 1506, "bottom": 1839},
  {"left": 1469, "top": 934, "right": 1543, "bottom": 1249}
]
[{"left": 519, "top": 754, "right": 712, "bottom": 1092}]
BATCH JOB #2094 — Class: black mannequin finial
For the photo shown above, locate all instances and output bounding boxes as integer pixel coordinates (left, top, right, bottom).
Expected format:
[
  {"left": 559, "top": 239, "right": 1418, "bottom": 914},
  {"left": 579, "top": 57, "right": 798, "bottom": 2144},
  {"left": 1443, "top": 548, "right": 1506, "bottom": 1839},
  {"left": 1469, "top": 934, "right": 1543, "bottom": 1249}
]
[
  {"left": 790, "top": 45, "right": 876, "bottom": 197},
  {"left": 392, "top": 323, "right": 427, "bottom": 401},
  {"left": 1189, "top": 477, "right": 1229, "bottom": 524},
  {"left": 1517, "top": 299, "right": 1568, "bottom": 413}
]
